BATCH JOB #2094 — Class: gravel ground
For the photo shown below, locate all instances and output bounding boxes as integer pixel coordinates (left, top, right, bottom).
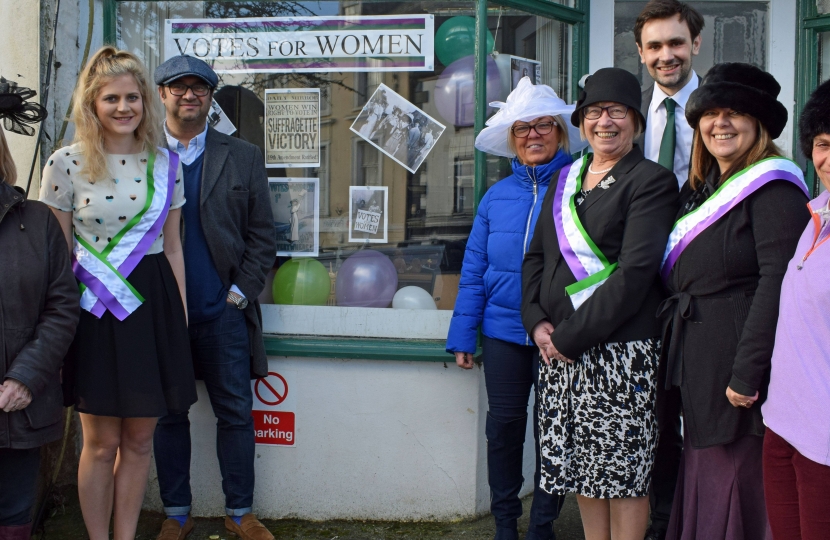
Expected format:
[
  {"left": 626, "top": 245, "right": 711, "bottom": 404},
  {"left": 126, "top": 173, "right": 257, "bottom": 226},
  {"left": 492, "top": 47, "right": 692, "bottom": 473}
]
[{"left": 38, "top": 486, "right": 586, "bottom": 540}]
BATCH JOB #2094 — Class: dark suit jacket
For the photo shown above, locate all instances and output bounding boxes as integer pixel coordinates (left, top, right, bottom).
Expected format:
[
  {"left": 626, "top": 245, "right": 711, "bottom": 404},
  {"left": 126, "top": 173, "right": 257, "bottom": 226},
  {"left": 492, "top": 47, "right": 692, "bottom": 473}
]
[
  {"left": 636, "top": 73, "right": 701, "bottom": 154},
  {"left": 521, "top": 145, "right": 678, "bottom": 359},
  {"left": 200, "top": 127, "right": 276, "bottom": 378}
]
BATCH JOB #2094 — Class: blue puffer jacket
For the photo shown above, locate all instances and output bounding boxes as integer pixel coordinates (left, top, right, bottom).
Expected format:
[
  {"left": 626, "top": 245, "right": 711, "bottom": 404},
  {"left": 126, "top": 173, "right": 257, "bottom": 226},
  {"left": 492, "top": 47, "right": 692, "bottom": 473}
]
[{"left": 446, "top": 150, "right": 573, "bottom": 353}]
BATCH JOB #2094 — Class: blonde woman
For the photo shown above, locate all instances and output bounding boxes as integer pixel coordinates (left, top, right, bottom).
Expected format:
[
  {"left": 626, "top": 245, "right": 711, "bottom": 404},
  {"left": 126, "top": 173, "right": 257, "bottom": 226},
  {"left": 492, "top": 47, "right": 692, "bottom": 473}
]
[{"left": 39, "top": 47, "right": 196, "bottom": 540}]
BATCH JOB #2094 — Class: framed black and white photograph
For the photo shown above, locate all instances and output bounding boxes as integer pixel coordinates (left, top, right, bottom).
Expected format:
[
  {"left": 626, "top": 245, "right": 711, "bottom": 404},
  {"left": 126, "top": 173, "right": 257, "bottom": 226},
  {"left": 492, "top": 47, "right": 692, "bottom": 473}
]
[
  {"left": 348, "top": 186, "right": 388, "bottom": 244},
  {"left": 510, "top": 56, "right": 542, "bottom": 90},
  {"left": 349, "top": 83, "right": 445, "bottom": 174},
  {"left": 269, "top": 178, "right": 320, "bottom": 257}
]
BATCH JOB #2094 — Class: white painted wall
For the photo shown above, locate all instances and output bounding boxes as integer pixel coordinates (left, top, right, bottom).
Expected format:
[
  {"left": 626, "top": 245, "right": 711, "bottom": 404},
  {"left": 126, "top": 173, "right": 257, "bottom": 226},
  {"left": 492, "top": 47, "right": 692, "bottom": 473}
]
[
  {"left": 768, "top": 0, "right": 798, "bottom": 157},
  {"left": 0, "top": 0, "right": 39, "bottom": 189},
  {"left": 589, "top": 0, "right": 615, "bottom": 74},
  {"left": 144, "top": 355, "right": 537, "bottom": 520}
]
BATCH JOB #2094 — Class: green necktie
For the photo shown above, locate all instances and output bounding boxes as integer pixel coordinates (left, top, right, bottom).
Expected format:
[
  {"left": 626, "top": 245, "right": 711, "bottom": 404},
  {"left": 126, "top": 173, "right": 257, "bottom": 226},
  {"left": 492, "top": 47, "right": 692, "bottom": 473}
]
[{"left": 658, "top": 97, "right": 676, "bottom": 170}]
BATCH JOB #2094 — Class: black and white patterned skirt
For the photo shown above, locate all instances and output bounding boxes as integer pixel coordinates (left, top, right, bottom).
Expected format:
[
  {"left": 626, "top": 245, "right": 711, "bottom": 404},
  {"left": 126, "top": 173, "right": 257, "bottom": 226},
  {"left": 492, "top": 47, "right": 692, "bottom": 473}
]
[{"left": 537, "top": 338, "right": 660, "bottom": 498}]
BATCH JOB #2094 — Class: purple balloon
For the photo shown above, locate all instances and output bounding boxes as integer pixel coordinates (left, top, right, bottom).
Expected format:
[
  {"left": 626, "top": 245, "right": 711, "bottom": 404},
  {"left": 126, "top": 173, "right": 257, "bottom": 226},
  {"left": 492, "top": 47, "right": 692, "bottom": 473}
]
[
  {"left": 335, "top": 250, "right": 399, "bottom": 308},
  {"left": 434, "top": 55, "right": 500, "bottom": 127}
]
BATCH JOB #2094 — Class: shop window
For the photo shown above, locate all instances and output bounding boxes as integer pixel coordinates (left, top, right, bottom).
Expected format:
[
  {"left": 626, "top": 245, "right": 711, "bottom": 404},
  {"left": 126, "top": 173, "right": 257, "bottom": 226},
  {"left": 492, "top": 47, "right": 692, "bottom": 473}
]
[
  {"left": 614, "top": 1, "right": 769, "bottom": 89},
  {"left": 116, "top": 0, "right": 576, "bottom": 321},
  {"left": 820, "top": 31, "right": 830, "bottom": 84}
]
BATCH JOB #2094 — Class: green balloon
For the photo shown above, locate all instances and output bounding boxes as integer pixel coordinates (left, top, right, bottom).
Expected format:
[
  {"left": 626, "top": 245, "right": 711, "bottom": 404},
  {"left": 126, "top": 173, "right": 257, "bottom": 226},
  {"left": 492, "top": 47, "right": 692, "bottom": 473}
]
[
  {"left": 272, "top": 258, "right": 331, "bottom": 306},
  {"left": 435, "top": 16, "right": 494, "bottom": 67}
]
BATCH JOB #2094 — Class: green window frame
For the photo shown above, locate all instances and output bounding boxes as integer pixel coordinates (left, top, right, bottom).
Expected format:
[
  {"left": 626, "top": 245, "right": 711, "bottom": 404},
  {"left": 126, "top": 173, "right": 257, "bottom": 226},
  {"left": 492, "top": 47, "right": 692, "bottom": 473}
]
[
  {"left": 796, "top": 0, "right": 830, "bottom": 196},
  {"left": 103, "top": 0, "right": 588, "bottom": 361}
]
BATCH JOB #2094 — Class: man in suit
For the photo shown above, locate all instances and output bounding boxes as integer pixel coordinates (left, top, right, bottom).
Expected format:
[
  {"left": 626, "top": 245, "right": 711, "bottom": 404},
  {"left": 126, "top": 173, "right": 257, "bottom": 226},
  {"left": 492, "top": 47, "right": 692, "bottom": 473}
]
[
  {"left": 152, "top": 55, "right": 276, "bottom": 540},
  {"left": 633, "top": 2, "right": 704, "bottom": 539}
]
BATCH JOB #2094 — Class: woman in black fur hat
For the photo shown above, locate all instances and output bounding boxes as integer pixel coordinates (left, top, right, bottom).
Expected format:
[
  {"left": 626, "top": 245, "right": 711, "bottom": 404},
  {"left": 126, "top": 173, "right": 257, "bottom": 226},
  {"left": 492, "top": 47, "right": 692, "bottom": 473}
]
[
  {"left": 658, "top": 63, "right": 811, "bottom": 539},
  {"left": 760, "top": 78, "right": 830, "bottom": 540}
]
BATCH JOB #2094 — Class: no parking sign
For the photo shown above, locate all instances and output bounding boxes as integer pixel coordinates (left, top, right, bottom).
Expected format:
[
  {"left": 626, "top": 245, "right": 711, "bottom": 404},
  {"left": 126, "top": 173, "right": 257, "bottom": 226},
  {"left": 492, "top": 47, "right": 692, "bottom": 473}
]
[{"left": 251, "top": 366, "right": 295, "bottom": 446}]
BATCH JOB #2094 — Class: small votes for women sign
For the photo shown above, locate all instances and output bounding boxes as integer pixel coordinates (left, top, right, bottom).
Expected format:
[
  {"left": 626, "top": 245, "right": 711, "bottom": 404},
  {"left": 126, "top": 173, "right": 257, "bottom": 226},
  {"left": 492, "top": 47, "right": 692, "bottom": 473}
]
[{"left": 251, "top": 365, "right": 296, "bottom": 446}]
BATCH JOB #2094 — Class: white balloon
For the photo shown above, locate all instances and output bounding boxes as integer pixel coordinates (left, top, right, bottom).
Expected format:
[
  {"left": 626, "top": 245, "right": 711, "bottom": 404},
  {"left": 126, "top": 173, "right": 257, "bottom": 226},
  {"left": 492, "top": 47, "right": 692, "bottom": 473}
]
[{"left": 392, "top": 286, "right": 437, "bottom": 310}]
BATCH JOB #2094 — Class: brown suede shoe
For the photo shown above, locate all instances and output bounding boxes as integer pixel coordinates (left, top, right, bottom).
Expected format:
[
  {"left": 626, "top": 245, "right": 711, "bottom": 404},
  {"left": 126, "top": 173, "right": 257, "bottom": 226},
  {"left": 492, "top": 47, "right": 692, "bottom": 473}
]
[
  {"left": 156, "top": 515, "right": 194, "bottom": 540},
  {"left": 224, "top": 514, "right": 274, "bottom": 540}
]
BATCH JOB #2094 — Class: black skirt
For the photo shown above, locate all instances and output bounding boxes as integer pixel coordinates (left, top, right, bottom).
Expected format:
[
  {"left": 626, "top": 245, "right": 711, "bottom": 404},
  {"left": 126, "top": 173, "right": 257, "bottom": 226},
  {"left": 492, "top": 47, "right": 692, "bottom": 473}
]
[{"left": 63, "top": 253, "right": 197, "bottom": 417}]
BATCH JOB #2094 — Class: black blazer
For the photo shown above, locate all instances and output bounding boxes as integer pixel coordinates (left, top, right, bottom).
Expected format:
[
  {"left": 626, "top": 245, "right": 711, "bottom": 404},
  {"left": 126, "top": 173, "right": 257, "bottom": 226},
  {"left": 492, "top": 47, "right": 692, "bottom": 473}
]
[
  {"left": 199, "top": 127, "right": 277, "bottom": 378},
  {"left": 521, "top": 145, "right": 678, "bottom": 359}
]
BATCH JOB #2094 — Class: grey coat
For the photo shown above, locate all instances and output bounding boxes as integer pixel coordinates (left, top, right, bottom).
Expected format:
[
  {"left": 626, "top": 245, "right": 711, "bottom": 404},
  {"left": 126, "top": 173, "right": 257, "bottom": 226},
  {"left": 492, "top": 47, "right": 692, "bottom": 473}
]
[
  {"left": 198, "top": 127, "right": 276, "bottom": 378},
  {"left": 0, "top": 181, "right": 79, "bottom": 449}
]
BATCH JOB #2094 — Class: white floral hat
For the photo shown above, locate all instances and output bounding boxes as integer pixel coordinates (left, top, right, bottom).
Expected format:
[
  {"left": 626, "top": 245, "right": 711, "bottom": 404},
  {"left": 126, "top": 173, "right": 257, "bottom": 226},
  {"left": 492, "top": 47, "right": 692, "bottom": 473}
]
[{"left": 474, "top": 77, "right": 586, "bottom": 158}]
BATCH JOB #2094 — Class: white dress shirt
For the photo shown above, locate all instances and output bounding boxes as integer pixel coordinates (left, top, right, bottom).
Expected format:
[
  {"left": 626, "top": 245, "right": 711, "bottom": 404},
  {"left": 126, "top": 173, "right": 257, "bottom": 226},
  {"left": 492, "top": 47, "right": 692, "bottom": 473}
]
[
  {"left": 644, "top": 73, "right": 699, "bottom": 188},
  {"left": 164, "top": 121, "right": 246, "bottom": 300}
]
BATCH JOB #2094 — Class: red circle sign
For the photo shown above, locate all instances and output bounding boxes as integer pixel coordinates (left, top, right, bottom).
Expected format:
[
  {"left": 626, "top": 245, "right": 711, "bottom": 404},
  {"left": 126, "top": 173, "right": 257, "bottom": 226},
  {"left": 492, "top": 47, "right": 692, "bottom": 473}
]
[{"left": 255, "top": 372, "right": 288, "bottom": 406}]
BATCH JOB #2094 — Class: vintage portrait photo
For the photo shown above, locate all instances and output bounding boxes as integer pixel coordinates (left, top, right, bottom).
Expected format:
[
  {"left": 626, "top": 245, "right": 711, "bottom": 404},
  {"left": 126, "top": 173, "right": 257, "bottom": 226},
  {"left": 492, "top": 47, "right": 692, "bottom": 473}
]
[
  {"left": 207, "top": 98, "right": 237, "bottom": 135},
  {"left": 269, "top": 178, "right": 320, "bottom": 257},
  {"left": 348, "top": 186, "right": 388, "bottom": 244},
  {"left": 510, "top": 56, "right": 542, "bottom": 89},
  {"left": 349, "top": 83, "right": 445, "bottom": 174}
]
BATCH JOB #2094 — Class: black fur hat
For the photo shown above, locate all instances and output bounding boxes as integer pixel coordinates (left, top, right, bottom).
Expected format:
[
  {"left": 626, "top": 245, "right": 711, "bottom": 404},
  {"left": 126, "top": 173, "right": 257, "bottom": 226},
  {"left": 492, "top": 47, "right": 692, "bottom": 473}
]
[
  {"left": 685, "top": 63, "right": 787, "bottom": 139},
  {"left": 799, "top": 78, "right": 830, "bottom": 160},
  {"left": 571, "top": 68, "right": 646, "bottom": 128}
]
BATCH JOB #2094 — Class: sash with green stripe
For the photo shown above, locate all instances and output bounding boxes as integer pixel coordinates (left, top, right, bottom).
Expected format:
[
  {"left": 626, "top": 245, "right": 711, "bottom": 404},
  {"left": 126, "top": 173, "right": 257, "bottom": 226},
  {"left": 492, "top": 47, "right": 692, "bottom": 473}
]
[
  {"left": 552, "top": 154, "right": 618, "bottom": 310},
  {"left": 72, "top": 149, "right": 178, "bottom": 321}
]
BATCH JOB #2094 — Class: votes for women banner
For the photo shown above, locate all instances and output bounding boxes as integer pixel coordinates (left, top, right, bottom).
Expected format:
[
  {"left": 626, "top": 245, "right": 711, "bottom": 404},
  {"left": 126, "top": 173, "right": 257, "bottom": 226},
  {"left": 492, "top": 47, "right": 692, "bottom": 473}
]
[
  {"left": 164, "top": 15, "right": 435, "bottom": 73},
  {"left": 265, "top": 89, "right": 320, "bottom": 168}
]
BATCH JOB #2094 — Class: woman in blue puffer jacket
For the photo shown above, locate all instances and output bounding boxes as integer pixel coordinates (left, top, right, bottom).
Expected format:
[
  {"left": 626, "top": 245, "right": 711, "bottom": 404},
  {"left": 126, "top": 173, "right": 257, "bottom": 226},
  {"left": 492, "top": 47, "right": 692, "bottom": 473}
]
[{"left": 447, "top": 78, "right": 585, "bottom": 540}]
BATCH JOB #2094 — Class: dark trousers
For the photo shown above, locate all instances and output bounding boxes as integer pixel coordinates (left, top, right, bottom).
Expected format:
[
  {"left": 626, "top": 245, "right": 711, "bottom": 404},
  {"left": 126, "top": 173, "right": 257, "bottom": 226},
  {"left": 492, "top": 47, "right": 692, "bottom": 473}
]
[
  {"left": 649, "top": 361, "right": 683, "bottom": 536},
  {"left": 0, "top": 447, "right": 40, "bottom": 526},
  {"left": 764, "top": 427, "right": 830, "bottom": 540},
  {"left": 482, "top": 335, "right": 565, "bottom": 540},
  {"left": 154, "top": 305, "right": 255, "bottom": 517}
]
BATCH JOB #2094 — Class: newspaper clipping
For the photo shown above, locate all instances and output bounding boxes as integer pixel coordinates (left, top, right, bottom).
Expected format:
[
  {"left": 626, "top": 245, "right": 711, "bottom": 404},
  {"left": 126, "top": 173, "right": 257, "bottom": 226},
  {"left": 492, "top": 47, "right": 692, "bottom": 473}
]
[
  {"left": 265, "top": 89, "right": 320, "bottom": 168},
  {"left": 270, "top": 178, "right": 320, "bottom": 257}
]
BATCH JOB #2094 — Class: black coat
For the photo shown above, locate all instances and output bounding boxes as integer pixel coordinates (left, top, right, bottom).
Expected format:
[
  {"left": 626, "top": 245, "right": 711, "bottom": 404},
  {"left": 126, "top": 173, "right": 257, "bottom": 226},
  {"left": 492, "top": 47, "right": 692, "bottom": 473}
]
[
  {"left": 660, "top": 174, "right": 809, "bottom": 448},
  {"left": 522, "top": 146, "right": 678, "bottom": 358},
  {"left": 198, "top": 128, "right": 277, "bottom": 378},
  {"left": 0, "top": 181, "right": 79, "bottom": 449}
]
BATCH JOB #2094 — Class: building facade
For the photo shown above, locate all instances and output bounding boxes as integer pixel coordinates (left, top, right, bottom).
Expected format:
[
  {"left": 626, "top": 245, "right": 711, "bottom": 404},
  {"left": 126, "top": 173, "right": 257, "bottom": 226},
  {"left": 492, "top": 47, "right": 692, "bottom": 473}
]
[{"left": 2, "top": 0, "right": 828, "bottom": 520}]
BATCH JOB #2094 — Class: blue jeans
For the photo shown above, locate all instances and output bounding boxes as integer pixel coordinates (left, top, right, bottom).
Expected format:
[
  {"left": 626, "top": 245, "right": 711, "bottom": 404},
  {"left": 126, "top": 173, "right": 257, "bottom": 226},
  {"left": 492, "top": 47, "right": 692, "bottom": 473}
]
[
  {"left": 482, "top": 335, "right": 565, "bottom": 540},
  {"left": 153, "top": 304, "right": 255, "bottom": 517}
]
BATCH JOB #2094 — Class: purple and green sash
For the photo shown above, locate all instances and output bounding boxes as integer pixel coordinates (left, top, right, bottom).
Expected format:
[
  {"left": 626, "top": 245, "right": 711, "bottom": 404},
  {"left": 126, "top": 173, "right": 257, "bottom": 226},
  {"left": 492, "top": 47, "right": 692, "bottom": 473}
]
[
  {"left": 72, "top": 148, "right": 179, "bottom": 321},
  {"left": 660, "top": 157, "right": 808, "bottom": 281},
  {"left": 553, "top": 154, "right": 618, "bottom": 310}
]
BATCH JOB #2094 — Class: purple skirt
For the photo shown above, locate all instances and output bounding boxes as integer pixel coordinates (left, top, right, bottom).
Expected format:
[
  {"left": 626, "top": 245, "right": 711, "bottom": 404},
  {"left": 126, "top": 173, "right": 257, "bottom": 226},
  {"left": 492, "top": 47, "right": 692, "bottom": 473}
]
[{"left": 667, "top": 430, "right": 771, "bottom": 540}]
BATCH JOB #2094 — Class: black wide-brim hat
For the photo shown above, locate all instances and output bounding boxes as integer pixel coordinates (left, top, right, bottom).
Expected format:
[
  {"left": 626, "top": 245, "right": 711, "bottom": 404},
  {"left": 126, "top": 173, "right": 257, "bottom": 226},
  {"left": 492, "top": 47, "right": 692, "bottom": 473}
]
[
  {"left": 571, "top": 67, "right": 645, "bottom": 128},
  {"left": 799, "top": 78, "right": 830, "bottom": 159},
  {"left": 685, "top": 62, "right": 787, "bottom": 139}
]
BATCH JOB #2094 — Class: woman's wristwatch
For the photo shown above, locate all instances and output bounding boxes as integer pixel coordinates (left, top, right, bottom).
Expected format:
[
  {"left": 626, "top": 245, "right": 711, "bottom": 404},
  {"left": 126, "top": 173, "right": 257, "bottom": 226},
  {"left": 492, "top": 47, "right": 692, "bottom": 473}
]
[{"left": 227, "top": 290, "right": 249, "bottom": 309}]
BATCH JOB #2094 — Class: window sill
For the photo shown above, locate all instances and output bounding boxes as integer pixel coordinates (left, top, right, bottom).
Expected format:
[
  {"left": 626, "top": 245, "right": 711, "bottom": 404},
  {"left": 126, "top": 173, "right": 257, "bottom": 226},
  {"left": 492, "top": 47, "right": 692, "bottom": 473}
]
[{"left": 264, "top": 335, "right": 474, "bottom": 362}]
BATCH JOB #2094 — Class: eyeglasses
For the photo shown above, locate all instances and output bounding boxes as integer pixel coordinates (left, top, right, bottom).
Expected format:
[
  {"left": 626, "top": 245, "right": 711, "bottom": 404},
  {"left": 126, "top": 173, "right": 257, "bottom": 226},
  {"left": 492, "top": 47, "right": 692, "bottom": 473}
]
[
  {"left": 511, "top": 121, "right": 557, "bottom": 138},
  {"left": 582, "top": 105, "right": 630, "bottom": 120},
  {"left": 167, "top": 83, "right": 212, "bottom": 97}
]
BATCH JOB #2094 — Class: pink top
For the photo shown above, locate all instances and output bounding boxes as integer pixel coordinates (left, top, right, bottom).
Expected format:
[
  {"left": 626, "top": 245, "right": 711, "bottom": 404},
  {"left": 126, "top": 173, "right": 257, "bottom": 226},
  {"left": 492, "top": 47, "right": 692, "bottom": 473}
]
[{"left": 763, "top": 190, "right": 830, "bottom": 466}]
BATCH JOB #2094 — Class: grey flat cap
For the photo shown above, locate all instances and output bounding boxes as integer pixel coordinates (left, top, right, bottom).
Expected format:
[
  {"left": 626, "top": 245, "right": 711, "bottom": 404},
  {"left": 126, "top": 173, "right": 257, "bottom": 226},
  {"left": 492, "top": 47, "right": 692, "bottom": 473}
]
[{"left": 154, "top": 55, "right": 218, "bottom": 88}]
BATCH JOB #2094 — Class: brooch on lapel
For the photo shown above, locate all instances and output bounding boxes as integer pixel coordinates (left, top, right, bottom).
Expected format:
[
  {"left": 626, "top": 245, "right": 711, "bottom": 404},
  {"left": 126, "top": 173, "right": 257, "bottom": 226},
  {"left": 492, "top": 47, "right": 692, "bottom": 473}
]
[{"left": 598, "top": 176, "right": 616, "bottom": 190}]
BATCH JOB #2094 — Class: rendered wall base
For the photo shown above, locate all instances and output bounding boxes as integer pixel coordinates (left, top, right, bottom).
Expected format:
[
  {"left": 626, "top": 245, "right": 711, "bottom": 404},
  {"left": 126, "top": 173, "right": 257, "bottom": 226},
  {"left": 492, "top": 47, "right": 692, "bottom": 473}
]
[{"left": 145, "top": 356, "right": 537, "bottom": 521}]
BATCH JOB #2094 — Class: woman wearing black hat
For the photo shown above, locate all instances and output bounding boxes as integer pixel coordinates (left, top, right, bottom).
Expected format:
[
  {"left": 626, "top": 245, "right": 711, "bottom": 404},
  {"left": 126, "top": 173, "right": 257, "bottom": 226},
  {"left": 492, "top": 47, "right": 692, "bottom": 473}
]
[
  {"left": 658, "top": 63, "right": 811, "bottom": 539},
  {"left": 521, "top": 67, "right": 678, "bottom": 539},
  {"left": 0, "top": 78, "right": 79, "bottom": 539},
  {"left": 760, "top": 78, "right": 830, "bottom": 540}
]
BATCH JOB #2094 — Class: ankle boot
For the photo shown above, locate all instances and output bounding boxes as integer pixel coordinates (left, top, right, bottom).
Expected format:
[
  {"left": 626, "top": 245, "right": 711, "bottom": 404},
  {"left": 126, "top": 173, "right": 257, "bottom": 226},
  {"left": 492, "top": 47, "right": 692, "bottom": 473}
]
[
  {"left": 486, "top": 413, "right": 528, "bottom": 540},
  {"left": 0, "top": 522, "right": 32, "bottom": 540}
]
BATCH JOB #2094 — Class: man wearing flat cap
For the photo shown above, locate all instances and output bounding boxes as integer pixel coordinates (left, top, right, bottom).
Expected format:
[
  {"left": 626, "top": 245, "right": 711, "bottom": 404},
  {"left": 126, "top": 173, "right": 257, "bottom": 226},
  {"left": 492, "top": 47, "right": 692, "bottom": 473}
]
[{"left": 152, "top": 55, "right": 276, "bottom": 540}]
